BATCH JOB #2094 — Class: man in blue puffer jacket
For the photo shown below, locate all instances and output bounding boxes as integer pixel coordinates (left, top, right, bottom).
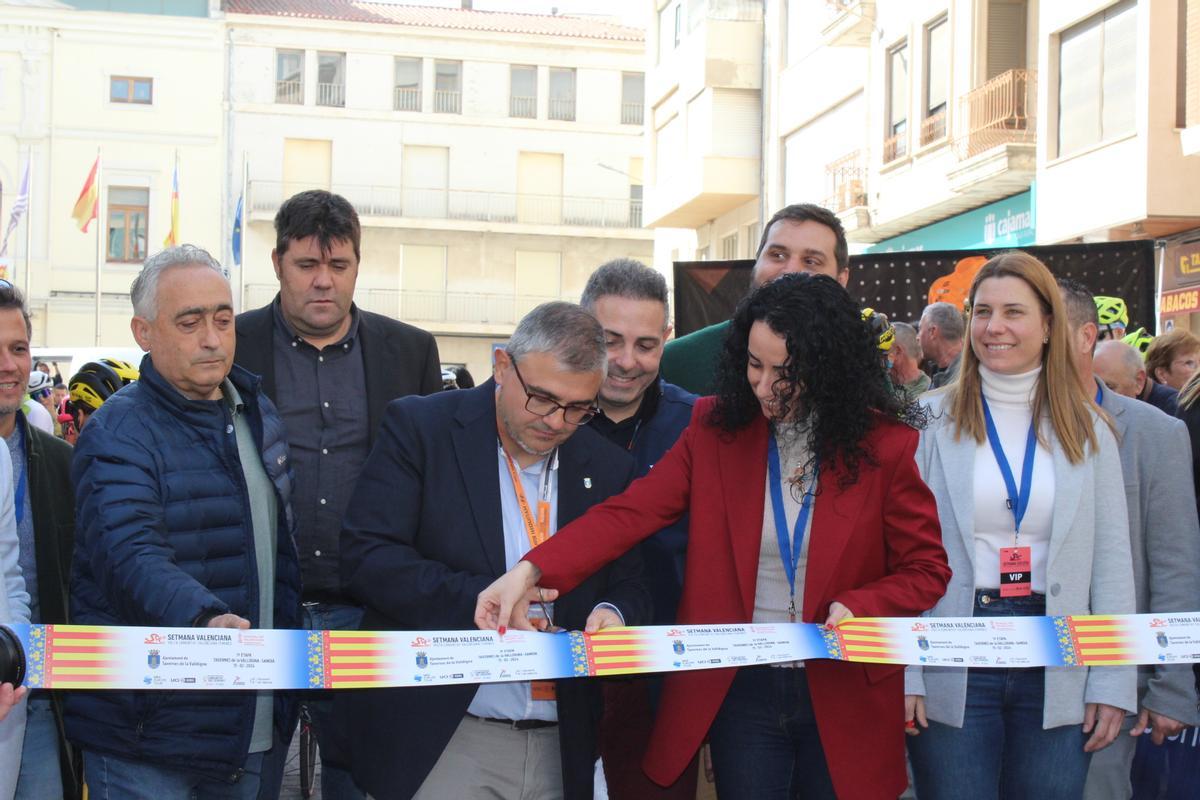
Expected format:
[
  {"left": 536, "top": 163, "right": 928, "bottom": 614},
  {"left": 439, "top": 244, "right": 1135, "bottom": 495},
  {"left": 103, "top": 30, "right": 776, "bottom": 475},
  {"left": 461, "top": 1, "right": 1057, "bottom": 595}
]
[{"left": 69, "top": 245, "right": 302, "bottom": 798}]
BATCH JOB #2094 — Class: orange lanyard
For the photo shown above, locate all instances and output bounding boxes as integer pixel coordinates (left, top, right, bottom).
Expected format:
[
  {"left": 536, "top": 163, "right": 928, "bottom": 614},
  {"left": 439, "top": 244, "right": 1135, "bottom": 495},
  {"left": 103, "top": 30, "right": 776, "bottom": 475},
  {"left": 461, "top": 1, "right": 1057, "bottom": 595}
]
[{"left": 502, "top": 447, "right": 555, "bottom": 549}]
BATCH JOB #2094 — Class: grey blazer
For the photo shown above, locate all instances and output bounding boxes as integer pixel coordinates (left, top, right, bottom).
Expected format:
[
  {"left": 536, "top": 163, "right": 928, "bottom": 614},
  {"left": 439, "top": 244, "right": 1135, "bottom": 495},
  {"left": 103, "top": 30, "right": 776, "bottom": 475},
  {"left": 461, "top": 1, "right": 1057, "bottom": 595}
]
[
  {"left": 1098, "top": 381, "right": 1200, "bottom": 725},
  {"left": 907, "top": 393, "right": 1137, "bottom": 729}
]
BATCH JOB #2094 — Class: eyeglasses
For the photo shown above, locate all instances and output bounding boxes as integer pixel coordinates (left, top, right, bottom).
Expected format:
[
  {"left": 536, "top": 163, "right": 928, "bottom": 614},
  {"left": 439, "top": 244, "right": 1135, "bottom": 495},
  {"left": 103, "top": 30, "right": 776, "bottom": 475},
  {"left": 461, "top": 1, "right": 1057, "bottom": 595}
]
[{"left": 509, "top": 358, "right": 599, "bottom": 426}]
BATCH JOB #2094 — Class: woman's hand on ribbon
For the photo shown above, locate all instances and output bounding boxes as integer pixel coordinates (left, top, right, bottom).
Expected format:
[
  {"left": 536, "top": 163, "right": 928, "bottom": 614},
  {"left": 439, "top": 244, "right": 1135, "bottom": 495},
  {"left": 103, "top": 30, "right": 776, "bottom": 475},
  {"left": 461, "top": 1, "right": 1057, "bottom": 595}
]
[
  {"left": 824, "top": 601, "right": 854, "bottom": 628},
  {"left": 475, "top": 560, "right": 558, "bottom": 635},
  {"left": 1083, "top": 703, "right": 1125, "bottom": 752},
  {"left": 904, "top": 695, "right": 927, "bottom": 736}
]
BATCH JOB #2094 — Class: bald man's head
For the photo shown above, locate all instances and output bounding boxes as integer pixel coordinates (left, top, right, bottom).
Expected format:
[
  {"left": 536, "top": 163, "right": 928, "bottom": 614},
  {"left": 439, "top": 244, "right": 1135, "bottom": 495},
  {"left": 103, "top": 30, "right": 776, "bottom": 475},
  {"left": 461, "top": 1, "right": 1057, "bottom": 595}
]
[{"left": 1093, "top": 340, "right": 1146, "bottom": 398}]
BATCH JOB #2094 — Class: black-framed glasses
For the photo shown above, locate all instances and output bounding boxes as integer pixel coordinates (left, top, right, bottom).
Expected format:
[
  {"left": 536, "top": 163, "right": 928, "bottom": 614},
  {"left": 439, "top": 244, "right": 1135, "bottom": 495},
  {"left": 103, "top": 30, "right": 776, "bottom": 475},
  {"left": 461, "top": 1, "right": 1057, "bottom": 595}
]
[{"left": 509, "top": 358, "right": 599, "bottom": 426}]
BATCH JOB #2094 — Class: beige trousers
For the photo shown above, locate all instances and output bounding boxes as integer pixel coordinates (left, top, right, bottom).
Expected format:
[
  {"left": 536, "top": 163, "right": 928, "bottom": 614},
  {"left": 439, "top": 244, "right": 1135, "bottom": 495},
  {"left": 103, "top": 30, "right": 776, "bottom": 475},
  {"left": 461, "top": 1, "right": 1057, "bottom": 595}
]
[{"left": 412, "top": 715, "right": 564, "bottom": 800}]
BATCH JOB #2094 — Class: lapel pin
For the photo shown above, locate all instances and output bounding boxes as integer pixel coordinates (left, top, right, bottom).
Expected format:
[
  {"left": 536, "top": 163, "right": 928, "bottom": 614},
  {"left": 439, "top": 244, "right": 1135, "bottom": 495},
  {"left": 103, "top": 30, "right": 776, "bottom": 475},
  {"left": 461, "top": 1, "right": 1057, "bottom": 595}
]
[{"left": 583, "top": 477, "right": 592, "bottom": 489}]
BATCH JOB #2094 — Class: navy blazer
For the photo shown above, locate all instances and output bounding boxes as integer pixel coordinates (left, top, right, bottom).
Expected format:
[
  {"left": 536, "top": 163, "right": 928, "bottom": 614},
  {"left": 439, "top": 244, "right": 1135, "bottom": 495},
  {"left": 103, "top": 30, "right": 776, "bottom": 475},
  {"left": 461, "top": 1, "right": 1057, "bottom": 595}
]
[{"left": 336, "top": 381, "right": 650, "bottom": 800}]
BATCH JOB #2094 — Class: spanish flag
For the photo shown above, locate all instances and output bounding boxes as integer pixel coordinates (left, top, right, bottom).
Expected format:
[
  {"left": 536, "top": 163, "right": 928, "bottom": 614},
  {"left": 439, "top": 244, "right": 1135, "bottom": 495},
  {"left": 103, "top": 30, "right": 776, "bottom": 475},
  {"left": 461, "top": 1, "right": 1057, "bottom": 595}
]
[
  {"left": 71, "top": 157, "right": 99, "bottom": 233},
  {"left": 163, "top": 157, "right": 179, "bottom": 248}
]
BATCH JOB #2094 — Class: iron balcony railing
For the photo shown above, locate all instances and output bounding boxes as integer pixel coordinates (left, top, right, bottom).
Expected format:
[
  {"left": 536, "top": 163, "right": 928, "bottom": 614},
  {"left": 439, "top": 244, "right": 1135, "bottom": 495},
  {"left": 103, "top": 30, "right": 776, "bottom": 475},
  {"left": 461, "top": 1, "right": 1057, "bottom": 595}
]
[
  {"left": 393, "top": 86, "right": 421, "bottom": 111},
  {"left": 434, "top": 89, "right": 462, "bottom": 114},
  {"left": 249, "top": 181, "right": 645, "bottom": 229},
  {"left": 920, "top": 109, "right": 947, "bottom": 146},
  {"left": 824, "top": 150, "right": 867, "bottom": 213},
  {"left": 883, "top": 129, "right": 908, "bottom": 164},
  {"left": 955, "top": 69, "right": 1036, "bottom": 160},
  {"left": 275, "top": 80, "right": 302, "bottom": 104},
  {"left": 510, "top": 95, "right": 536, "bottom": 118},
  {"left": 316, "top": 82, "right": 345, "bottom": 108},
  {"left": 548, "top": 98, "right": 576, "bottom": 121},
  {"left": 621, "top": 102, "right": 644, "bottom": 125}
]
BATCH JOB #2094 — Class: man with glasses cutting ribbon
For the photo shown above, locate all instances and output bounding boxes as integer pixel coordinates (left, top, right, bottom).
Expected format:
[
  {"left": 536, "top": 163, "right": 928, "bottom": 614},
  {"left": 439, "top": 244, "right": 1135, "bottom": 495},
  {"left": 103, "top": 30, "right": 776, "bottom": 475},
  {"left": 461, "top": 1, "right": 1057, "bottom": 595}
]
[{"left": 336, "top": 301, "right": 649, "bottom": 800}]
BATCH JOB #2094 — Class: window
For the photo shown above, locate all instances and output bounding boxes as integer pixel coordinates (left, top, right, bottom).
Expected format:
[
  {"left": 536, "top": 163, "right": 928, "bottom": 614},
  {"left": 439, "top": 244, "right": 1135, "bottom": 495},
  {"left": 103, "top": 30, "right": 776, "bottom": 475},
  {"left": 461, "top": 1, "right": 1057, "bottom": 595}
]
[
  {"left": 110, "top": 76, "right": 152, "bottom": 105},
  {"left": 434, "top": 60, "right": 462, "bottom": 114},
  {"left": 658, "top": 1, "right": 680, "bottom": 63},
  {"left": 629, "top": 184, "right": 643, "bottom": 227},
  {"left": 1057, "top": 0, "right": 1136, "bottom": 157},
  {"left": 549, "top": 68, "right": 576, "bottom": 121},
  {"left": 885, "top": 41, "right": 909, "bottom": 162},
  {"left": 621, "top": 73, "right": 644, "bottom": 125},
  {"left": 316, "top": 52, "right": 345, "bottom": 107},
  {"left": 720, "top": 233, "right": 739, "bottom": 260},
  {"left": 510, "top": 65, "right": 537, "bottom": 118},
  {"left": 107, "top": 187, "right": 148, "bottom": 263},
  {"left": 687, "top": 0, "right": 704, "bottom": 33},
  {"left": 275, "top": 49, "right": 303, "bottom": 104},
  {"left": 394, "top": 57, "right": 422, "bottom": 111},
  {"left": 921, "top": 17, "right": 949, "bottom": 145}
]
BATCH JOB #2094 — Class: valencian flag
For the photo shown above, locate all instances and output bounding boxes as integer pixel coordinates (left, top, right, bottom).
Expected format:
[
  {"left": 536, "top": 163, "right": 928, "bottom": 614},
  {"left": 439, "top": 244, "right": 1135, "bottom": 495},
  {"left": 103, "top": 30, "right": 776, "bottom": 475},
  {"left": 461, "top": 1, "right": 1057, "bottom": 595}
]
[
  {"left": 231, "top": 193, "right": 243, "bottom": 267},
  {"left": 163, "top": 157, "right": 179, "bottom": 248},
  {"left": 71, "top": 156, "right": 100, "bottom": 233}
]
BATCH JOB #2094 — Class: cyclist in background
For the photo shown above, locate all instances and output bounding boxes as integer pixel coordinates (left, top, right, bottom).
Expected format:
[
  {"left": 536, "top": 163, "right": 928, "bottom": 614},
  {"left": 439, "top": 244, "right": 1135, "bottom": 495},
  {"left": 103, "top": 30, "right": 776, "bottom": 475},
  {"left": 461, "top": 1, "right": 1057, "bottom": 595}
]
[
  {"left": 1094, "top": 296, "right": 1129, "bottom": 341},
  {"left": 68, "top": 359, "right": 139, "bottom": 432}
]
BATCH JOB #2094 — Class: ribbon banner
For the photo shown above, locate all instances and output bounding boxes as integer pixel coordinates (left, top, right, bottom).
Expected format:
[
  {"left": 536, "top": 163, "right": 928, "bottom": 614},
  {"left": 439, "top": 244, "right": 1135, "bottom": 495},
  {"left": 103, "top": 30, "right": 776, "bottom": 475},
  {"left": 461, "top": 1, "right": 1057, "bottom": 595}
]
[{"left": 3, "top": 613, "right": 1200, "bottom": 691}]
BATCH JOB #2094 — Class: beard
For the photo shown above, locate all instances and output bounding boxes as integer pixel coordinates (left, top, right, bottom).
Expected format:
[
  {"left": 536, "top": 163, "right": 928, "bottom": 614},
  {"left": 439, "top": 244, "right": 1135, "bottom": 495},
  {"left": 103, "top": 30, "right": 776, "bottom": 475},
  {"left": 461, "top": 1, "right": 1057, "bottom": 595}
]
[{"left": 499, "top": 405, "right": 556, "bottom": 458}]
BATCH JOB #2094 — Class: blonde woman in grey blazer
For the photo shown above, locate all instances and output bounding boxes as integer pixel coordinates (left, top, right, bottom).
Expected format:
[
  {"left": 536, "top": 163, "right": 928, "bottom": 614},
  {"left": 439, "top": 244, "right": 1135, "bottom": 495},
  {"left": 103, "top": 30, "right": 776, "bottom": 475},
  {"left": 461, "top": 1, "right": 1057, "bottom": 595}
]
[{"left": 904, "top": 253, "right": 1137, "bottom": 800}]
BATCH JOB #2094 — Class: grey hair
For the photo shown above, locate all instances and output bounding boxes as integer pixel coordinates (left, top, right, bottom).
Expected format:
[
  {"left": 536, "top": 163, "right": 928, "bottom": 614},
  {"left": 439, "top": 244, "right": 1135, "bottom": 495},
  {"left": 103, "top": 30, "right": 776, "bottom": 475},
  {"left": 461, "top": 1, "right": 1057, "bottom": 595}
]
[
  {"left": 1096, "top": 340, "right": 1145, "bottom": 380},
  {"left": 891, "top": 321, "right": 921, "bottom": 361},
  {"left": 505, "top": 302, "right": 607, "bottom": 373},
  {"left": 579, "top": 258, "right": 670, "bottom": 327},
  {"left": 920, "top": 301, "right": 965, "bottom": 342},
  {"left": 131, "top": 245, "right": 226, "bottom": 320}
]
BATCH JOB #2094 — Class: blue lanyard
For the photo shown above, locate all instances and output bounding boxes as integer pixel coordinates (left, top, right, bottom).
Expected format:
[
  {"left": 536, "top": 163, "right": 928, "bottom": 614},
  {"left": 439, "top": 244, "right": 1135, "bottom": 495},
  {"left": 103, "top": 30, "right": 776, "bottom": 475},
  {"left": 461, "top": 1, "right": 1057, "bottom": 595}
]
[
  {"left": 766, "top": 435, "right": 818, "bottom": 617},
  {"left": 13, "top": 465, "right": 24, "bottom": 525},
  {"left": 1095, "top": 385, "right": 1103, "bottom": 405},
  {"left": 980, "top": 397, "right": 1037, "bottom": 535}
]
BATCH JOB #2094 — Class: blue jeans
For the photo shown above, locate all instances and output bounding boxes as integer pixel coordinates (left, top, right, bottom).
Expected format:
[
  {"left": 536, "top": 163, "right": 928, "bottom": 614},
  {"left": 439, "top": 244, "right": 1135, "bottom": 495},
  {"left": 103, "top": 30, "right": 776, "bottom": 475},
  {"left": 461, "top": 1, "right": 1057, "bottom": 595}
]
[
  {"left": 15, "top": 694, "right": 63, "bottom": 799},
  {"left": 85, "top": 747, "right": 268, "bottom": 800},
  {"left": 907, "top": 591, "right": 1092, "bottom": 800},
  {"left": 299, "top": 601, "right": 364, "bottom": 800},
  {"left": 708, "top": 666, "right": 836, "bottom": 800}
]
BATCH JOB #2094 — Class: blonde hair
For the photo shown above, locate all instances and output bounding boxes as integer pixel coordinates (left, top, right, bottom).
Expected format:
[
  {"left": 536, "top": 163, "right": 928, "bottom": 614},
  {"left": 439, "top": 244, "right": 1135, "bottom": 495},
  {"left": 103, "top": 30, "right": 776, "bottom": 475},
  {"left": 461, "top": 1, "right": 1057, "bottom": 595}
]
[
  {"left": 1144, "top": 329, "right": 1200, "bottom": 386},
  {"left": 944, "top": 251, "right": 1100, "bottom": 464}
]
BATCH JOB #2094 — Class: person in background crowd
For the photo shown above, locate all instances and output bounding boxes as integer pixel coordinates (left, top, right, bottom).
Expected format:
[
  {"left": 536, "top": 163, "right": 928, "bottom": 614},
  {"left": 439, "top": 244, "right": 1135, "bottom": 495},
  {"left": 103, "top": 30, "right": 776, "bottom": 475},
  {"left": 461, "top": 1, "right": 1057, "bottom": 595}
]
[
  {"left": 454, "top": 366, "right": 475, "bottom": 389},
  {"left": 32, "top": 361, "right": 61, "bottom": 385},
  {"left": 579, "top": 258, "right": 698, "bottom": 799},
  {"left": 918, "top": 301, "right": 966, "bottom": 389},
  {"left": 51, "top": 381, "right": 67, "bottom": 411},
  {"left": 477, "top": 273, "right": 950, "bottom": 800},
  {"left": 336, "top": 302, "right": 649, "bottom": 800},
  {"left": 234, "top": 190, "right": 441, "bottom": 800},
  {"left": 0, "top": 283, "right": 81, "bottom": 799},
  {"left": 22, "top": 372, "right": 53, "bottom": 436},
  {"left": 905, "top": 252, "right": 1135, "bottom": 800},
  {"left": 70, "top": 245, "right": 301, "bottom": 799},
  {"left": 68, "top": 359, "right": 139, "bottom": 433},
  {"left": 0, "top": 438, "right": 27, "bottom": 797},
  {"left": 1093, "top": 296, "right": 1129, "bottom": 341},
  {"left": 27, "top": 371, "right": 58, "bottom": 438},
  {"left": 660, "top": 203, "right": 850, "bottom": 395},
  {"left": 890, "top": 321, "right": 930, "bottom": 402},
  {"left": 1175, "top": 372, "right": 1200, "bottom": 520},
  {"left": 1094, "top": 340, "right": 1179, "bottom": 415},
  {"left": 1144, "top": 329, "right": 1200, "bottom": 392},
  {"left": 1059, "top": 280, "right": 1200, "bottom": 800}
]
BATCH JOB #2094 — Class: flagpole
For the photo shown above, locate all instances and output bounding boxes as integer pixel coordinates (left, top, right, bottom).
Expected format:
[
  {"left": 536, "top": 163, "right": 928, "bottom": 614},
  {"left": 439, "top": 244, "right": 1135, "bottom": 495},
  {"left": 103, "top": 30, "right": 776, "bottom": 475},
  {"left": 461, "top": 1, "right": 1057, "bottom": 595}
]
[
  {"left": 23, "top": 147, "right": 32, "bottom": 300},
  {"left": 94, "top": 146, "right": 102, "bottom": 346},
  {"left": 238, "top": 153, "right": 247, "bottom": 309}
]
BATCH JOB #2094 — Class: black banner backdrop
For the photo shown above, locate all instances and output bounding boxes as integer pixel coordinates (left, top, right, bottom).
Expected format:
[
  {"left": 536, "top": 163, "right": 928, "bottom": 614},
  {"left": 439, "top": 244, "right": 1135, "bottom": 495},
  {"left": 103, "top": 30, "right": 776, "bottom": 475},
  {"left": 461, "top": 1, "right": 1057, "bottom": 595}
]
[{"left": 673, "top": 240, "right": 1157, "bottom": 337}]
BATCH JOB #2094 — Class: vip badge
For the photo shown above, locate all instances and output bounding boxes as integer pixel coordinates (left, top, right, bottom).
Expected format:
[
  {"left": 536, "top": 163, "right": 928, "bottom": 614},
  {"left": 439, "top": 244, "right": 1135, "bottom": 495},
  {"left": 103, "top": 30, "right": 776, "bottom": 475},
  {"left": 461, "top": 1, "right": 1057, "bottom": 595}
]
[
  {"left": 415, "top": 651, "right": 429, "bottom": 669},
  {"left": 147, "top": 650, "right": 161, "bottom": 669},
  {"left": 672, "top": 640, "right": 685, "bottom": 655}
]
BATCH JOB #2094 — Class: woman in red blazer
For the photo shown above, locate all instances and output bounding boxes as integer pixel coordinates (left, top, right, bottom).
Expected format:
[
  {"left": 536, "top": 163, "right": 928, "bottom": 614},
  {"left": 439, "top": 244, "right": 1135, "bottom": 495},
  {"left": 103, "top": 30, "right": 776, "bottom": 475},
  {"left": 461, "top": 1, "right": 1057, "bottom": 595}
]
[{"left": 477, "top": 273, "right": 950, "bottom": 800}]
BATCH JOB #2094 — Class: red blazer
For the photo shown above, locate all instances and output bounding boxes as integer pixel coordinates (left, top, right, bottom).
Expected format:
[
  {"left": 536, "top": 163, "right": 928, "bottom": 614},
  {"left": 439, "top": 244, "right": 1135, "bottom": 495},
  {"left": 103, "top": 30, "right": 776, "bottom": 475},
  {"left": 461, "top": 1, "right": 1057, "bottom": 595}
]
[{"left": 526, "top": 398, "right": 950, "bottom": 799}]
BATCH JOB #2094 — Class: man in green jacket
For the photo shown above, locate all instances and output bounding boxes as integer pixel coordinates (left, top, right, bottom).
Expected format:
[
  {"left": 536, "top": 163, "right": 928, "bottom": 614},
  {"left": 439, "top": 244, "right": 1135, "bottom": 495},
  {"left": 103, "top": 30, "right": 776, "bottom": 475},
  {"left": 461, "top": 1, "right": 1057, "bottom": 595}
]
[
  {"left": 0, "top": 283, "right": 81, "bottom": 799},
  {"left": 661, "top": 203, "right": 851, "bottom": 395}
]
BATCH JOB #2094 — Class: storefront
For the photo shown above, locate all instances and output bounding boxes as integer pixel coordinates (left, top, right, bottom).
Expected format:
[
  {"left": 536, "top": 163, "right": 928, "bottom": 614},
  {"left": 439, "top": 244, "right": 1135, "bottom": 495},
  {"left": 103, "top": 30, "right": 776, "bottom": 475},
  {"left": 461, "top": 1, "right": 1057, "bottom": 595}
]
[
  {"left": 865, "top": 189, "right": 1036, "bottom": 254},
  {"left": 1159, "top": 235, "right": 1200, "bottom": 334}
]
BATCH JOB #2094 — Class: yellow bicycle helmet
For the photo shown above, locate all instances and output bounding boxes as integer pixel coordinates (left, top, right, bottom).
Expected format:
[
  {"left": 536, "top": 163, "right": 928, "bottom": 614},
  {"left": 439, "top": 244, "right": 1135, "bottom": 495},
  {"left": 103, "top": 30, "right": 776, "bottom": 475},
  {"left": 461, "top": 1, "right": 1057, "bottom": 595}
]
[
  {"left": 98, "top": 357, "right": 139, "bottom": 385},
  {"left": 1094, "top": 296, "right": 1129, "bottom": 335},
  {"left": 1122, "top": 327, "right": 1154, "bottom": 357},
  {"left": 862, "top": 307, "right": 895, "bottom": 352},
  {"left": 69, "top": 360, "right": 136, "bottom": 413}
]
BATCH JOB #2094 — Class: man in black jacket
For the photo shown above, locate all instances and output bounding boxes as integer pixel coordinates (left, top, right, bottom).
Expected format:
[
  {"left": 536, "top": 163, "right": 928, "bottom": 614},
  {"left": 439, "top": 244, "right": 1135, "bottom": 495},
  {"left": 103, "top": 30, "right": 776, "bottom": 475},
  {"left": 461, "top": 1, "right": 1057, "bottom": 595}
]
[
  {"left": 337, "top": 302, "right": 649, "bottom": 800},
  {"left": 0, "top": 282, "right": 81, "bottom": 799},
  {"left": 234, "top": 190, "right": 441, "bottom": 798}
]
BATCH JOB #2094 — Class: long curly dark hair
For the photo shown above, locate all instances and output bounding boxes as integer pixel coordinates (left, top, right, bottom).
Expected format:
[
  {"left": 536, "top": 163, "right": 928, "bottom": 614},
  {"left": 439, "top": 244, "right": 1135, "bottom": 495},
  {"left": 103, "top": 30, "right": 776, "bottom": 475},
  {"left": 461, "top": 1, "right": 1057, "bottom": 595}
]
[{"left": 708, "top": 272, "right": 925, "bottom": 487}]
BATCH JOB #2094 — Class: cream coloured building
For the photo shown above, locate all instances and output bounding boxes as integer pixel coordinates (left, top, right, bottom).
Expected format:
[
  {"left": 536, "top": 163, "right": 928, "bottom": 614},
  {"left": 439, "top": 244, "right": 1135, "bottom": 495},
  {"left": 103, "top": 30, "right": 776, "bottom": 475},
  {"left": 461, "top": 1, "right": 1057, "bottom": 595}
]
[
  {"left": 0, "top": 0, "right": 224, "bottom": 347},
  {"left": 226, "top": 1, "right": 654, "bottom": 377}
]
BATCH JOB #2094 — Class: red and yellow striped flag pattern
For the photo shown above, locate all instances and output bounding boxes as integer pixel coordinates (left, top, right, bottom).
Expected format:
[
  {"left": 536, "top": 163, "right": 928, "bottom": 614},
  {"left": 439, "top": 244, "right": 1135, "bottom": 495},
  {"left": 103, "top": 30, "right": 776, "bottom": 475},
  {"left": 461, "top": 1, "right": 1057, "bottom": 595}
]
[
  {"left": 324, "top": 630, "right": 398, "bottom": 689},
  {"left": 583, "top": 628, "right": 657, "bottom": 676},
  {"left": 1065, "top": 616, "right": 1136, "bottom": 665},
  {"left": 42, "top": 625, "right": 123, "bottom": 688},
  {"left": 831, "top": 619, "right": 903, "bottom": 664}
]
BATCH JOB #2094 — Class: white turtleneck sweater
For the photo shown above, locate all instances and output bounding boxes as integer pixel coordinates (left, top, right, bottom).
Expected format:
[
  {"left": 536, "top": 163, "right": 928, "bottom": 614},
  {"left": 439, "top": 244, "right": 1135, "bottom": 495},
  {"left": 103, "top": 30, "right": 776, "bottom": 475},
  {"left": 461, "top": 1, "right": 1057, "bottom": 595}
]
[{"left": 973, "top": 364, "right": 1055, "bottom": 593}]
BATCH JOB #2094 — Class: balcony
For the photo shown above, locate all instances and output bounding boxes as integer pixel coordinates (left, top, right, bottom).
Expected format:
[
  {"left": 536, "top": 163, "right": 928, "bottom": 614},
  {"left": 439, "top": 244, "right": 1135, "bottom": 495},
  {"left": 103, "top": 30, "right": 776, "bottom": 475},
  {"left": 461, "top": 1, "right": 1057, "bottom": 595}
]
[
  {"left": 316, "top": 82, "right": 345, "bottom": 108},
  {"left": 510, "top": 95, "right": 536, "bottom": 118},
  {"left": 920, "top": 110, "right": 947, "bottom": 147},
  {"left": 621, "top": 102, "right": 644, "bottom": 125},
  {"left": 548, "top": 98, "right": 575, "bottom": 122},
  {"left": 248, "top": 181, "right": 645, "bottom": 231},
  {"left": 434, "top": 89, "right": 461, "bottom": 114},
  {"left": 393, "top": 86, "right": 420, "bottom": 111},
  {"left": 883, "top": 130, "right": 908, "bottom": 164},
  {"left": 275, "top": 80, "right": 302, "bottom": 105},
  {"left": 821, "top": 0, "right": 876, "bottom": 47},
  {"left": 824, "top": 150, "right": 870, "bottom": 235},
  {"left": 947, "top": 69, "right": 1036, "bottom": 197}
]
